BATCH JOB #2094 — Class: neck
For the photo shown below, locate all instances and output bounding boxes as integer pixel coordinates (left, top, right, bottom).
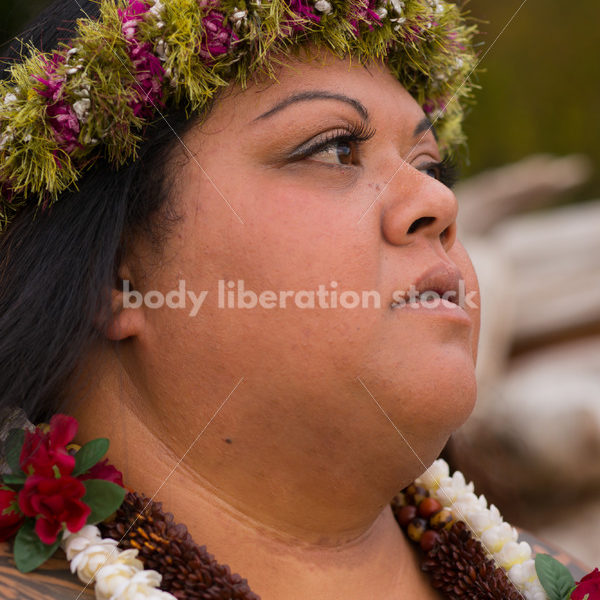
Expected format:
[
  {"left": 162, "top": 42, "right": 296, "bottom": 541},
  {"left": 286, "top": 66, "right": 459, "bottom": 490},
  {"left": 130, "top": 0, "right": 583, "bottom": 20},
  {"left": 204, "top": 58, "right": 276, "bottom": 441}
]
[{"left": 67, "top": 348, "right": 441, "bottom": 599}]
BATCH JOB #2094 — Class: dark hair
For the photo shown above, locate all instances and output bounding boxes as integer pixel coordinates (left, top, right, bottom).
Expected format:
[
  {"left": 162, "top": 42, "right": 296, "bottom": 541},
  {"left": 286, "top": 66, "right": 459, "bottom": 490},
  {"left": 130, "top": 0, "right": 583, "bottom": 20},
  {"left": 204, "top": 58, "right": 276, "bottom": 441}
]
[{"left": 0, "top": 0, "right": 207, "bottom": 421}]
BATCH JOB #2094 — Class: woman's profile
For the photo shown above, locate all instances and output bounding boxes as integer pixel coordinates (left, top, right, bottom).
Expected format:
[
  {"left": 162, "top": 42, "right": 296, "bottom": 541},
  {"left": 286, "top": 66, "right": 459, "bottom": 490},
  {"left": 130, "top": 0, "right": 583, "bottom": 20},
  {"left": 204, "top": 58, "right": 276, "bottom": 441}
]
[{"left": 0, "top": 0, "right": 588, "bottom": 598}]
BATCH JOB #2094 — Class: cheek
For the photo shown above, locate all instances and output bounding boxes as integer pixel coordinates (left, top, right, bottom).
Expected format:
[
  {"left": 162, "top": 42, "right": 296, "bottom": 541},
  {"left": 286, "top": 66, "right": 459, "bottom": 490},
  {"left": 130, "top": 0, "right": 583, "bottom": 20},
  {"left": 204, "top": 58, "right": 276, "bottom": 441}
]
[
  {"left": 153, "top": 175, "right": 384, "bottom": 386},
  {"left": 216, "top": 178, "right": 378, "bottom": 289}
]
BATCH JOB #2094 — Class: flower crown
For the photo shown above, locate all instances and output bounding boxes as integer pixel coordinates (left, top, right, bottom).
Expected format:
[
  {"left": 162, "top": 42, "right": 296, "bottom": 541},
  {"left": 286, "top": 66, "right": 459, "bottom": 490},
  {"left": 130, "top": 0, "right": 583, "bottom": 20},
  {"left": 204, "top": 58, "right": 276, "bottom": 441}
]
[{"left": 0, "top": 0, "right": 478, "bottom": 230}]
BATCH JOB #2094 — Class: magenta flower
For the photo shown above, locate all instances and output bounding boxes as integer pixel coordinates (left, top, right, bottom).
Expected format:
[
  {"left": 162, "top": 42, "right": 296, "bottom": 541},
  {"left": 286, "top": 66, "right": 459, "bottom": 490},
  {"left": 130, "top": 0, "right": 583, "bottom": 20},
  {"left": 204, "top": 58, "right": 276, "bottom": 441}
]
[
  {"left": 349, "top": 0, "right": 382, "bottom": 34},
  {"left": 285, "top": 0, "right": 321, "bottom": 32},
  {"left": 198, "top": 11, "right": 239, "bottom": 62},
  {"left": 46, "top": 104, "right": 80, "bottom": 154},
  {"left": 128, "top": 40, "right": 165, "bottom": 117},
  {"left": 422, "top": 101, "right": 435, "bottom": 115},
  {"left": 32, "top": 53, "right": 81, "bottom": 154},
  {"left": 33, "top": 53, "right": 66, "bottom": 103},
  {"left": 118, "top": 0, "right": 165, "bottom": 118}
]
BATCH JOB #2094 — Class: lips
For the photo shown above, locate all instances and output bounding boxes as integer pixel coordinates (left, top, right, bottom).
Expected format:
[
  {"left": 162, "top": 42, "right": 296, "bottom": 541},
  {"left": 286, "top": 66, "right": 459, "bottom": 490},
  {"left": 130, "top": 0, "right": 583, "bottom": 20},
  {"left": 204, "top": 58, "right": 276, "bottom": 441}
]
[{"left": 391, "top": 262, "right": 463, "bottom": 308}]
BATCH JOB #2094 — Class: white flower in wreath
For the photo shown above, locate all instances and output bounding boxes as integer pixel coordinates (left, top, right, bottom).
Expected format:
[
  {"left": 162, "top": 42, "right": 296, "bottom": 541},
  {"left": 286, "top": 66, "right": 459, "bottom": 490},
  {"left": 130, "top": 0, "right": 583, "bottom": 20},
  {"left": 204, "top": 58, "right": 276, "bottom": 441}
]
[
  {"left": 94, "top": 563, "right": 143, "bottom": 600},
  {"left": 73, "top": 98, "right": 91, "bottom": 122},
  {"left": 427, "top": 0, "right": 444, "bottom": 14},
  {"left": 62, "top": 525, "right": 103, "bottom": 560},
  {"left": 507, "top": 558, "right": 537, "bottom": 586},
  {"left": 494, "top": 540, "right": 533, "bottom": 570},
  {"left": 389, "top": 0, "right": 405, "bottom": 16},
  {"left": 69, "top": 539, "right": 122, "bottom": 582},
  {"left": 231, "top": 7, "right": 249, "bottom": 29},
  {"left": 523, "top": 578, "right": 548, "bottom": 600},
  {"left": 3, "top": 93, "right": 17, "bottom": 106},
  {"left": 95, "top": 567, "right": 174, "bottom": 600},
  {"left": 155, "top": 39, "right": 169, "bottom": 61},
  {"left": 150, "top": 0, "right": 165, "bottom": 18},
  {"left": 0, "top": 127, "right": 14, "bottom": 151},
  {"left": 415, "top": 459, "right": 450, "bottom": 490},
  {"left": 116, "top": 574, "right": 176, "bottom": 600},
  {"left": 314, "top": 0, "right": 333, "bottom": 14},
  {"left": 480, "top": 521, "right": 518, "bottom": 553},
  {"left": 390, "top": 16, "right": 406, "bottom": 31},
  {"left": 434, "top": 471, "right": 474, "bottom": 505},
  {"left": 122, "top": 19, "right": 139, "bottom": 40}
]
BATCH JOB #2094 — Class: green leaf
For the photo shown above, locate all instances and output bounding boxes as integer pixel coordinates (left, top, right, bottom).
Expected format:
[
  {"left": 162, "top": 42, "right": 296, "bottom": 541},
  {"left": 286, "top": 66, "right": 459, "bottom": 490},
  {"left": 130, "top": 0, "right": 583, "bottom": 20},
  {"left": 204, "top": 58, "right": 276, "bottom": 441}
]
[
  {"left": 4, "top": 428, "right": 25, "bottom": 475},
  {"left": 2, "top": 473, "right": 26, "bottom": 485},
  {"left": 535, "top": 554, "right": 576, "bottom": 600},
  {"left": 82, "top": 479, "right": 126, "bottom": 524},
  {"left": 72, "top": 438, "right": 109, "bottom": 476},
  {"left": 13, "top": 519, "right": 61, "bottom": 573}
]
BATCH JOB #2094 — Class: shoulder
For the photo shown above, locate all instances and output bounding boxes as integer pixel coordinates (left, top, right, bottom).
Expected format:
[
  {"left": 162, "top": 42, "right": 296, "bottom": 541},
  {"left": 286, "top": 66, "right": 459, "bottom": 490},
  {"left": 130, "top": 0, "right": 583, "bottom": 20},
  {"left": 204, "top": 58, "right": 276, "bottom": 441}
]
[
  {"left": 0, "top": 542, "right": 95, "bottom": 599},
  {"left": 518, "top": 529, "right": 591, "bottom": 580}
]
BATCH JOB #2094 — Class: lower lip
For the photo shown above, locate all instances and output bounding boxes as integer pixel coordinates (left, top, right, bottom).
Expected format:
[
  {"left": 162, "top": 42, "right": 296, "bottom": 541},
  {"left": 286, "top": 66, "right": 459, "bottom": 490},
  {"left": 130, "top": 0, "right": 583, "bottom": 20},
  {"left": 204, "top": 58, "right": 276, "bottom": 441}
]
[{"left": 390, "top": 299, "right": 472, "bottom": 325}]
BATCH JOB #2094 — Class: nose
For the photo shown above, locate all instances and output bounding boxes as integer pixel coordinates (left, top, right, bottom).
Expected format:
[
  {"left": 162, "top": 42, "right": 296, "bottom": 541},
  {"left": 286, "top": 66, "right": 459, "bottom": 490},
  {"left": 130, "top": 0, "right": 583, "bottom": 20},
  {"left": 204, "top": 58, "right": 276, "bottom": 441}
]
[{"left": 380, "top": 165, "right": 458, "bottom": 252}]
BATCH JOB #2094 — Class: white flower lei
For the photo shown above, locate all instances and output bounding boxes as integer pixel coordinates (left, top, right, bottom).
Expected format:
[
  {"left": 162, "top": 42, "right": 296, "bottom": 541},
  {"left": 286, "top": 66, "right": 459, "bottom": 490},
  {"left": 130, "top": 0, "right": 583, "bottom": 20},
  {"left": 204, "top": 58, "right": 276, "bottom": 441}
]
[
  {"left": 61, "top": 525, "right": 176, "bottom": 600},
  {"left": 416, "top": 459, "right": 548, "bottom": 600}
]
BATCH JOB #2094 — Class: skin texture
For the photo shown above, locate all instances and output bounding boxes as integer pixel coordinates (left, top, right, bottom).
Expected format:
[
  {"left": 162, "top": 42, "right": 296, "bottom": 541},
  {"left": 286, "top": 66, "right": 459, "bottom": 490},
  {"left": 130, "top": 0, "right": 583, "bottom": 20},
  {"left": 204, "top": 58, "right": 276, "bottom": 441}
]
[{"left": 68, "top": 46, "right": 481, "bottom": 599}]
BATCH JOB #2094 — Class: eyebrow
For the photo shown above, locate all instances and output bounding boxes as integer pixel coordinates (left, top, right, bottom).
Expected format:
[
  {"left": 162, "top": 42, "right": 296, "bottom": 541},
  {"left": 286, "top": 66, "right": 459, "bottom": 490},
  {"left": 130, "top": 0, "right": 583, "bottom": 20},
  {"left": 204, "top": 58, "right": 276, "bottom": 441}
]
[
  {"left": 414, "top": 116, "right": 438, "bottom": 141},
  {"left": 253, "top": 91, "right": 370, "bottom": 122}
]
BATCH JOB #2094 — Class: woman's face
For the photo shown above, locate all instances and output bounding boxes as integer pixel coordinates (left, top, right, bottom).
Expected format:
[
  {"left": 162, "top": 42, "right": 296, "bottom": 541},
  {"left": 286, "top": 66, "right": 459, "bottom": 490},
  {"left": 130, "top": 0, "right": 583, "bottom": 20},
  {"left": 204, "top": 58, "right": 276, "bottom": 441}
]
[{"left": 123, "top": 47, "right": 480, "bottom": 485}]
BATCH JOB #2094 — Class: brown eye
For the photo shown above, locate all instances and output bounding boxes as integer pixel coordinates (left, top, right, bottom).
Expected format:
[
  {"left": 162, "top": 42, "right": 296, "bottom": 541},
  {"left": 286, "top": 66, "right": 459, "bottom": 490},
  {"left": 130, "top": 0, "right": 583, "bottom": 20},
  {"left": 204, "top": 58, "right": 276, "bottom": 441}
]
[
  {"left": 311, "top": 140, "right": 354, "bottom": 165},
  {"left": 290, "top": 121, "right": 376, "bottom": 167}
]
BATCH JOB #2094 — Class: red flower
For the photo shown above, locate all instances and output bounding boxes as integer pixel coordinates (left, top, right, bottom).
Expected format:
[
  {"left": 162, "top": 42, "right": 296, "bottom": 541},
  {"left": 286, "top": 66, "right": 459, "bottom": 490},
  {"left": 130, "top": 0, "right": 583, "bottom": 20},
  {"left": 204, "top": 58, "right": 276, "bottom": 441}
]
[
  {"left": 572, "top": 568, "right": 600, "bottom": 600},
  {"left": 20, "top": 414, "right": 78, "bottom": 478},
  {"left": 80, "top": 459, "right": 124, "bottom": 487},
  {"left": 18, "top": 475, "right": 90, "bottom": 544},
  {"left": 0, "top": 485, "right": 25, "bottom": 542}
]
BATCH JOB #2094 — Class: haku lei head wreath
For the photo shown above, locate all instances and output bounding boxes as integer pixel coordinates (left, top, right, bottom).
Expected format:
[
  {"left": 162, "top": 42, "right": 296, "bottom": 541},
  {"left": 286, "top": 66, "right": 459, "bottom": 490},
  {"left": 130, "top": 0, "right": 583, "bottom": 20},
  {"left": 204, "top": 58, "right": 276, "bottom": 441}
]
[{"left": 0, "top": 0, "right": 478, "bottom": 230}]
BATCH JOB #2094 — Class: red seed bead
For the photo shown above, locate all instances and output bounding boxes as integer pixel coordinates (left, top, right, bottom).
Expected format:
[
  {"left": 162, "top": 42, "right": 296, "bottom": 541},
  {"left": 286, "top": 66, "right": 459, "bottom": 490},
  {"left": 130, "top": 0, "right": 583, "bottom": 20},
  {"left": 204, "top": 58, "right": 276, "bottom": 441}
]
[
  {"left": 396, "top": 505, "right": 418, "bottom": 528},
  {"left": 420, "top": 529, "right": 441, "bottom": 552},
  {"left": 418, "top": 497, "right": 443, "bottom": 519}
]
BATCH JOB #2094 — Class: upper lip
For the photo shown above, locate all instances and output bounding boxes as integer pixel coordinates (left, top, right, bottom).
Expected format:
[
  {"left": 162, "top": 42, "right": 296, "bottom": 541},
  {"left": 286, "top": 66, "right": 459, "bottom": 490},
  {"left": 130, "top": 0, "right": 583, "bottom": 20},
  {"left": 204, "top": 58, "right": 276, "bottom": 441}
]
[{"left": 406, "top": 263, "right": 463, "bottom": 305}]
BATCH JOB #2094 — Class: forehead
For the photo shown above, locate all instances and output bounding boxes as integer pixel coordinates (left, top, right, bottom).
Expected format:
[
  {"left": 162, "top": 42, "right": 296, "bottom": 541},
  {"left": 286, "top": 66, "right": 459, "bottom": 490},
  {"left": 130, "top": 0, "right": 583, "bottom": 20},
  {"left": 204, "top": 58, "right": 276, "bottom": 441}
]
[{"left": 210, "top": 46, "right": 427, "bottom": 133}]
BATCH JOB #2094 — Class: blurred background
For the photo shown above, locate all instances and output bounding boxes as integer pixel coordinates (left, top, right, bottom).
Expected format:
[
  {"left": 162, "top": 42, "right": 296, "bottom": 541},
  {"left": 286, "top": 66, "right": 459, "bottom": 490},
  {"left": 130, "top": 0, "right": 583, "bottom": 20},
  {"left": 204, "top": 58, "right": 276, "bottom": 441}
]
[{"left": 2, "top": 0, "right": 599, "bottom": 567}]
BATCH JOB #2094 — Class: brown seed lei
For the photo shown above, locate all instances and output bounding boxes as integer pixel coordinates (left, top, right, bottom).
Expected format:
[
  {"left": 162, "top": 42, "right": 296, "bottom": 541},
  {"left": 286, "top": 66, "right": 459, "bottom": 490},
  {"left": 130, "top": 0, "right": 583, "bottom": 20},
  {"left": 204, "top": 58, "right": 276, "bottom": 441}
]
[
  {"left": 392, "top": 484, "right": 525, "bottom": 600},
  {"left": 99, "top": 489, "right": 524, "bottom": 600},
  {"left": 99, "top": 492, "right": 260, "bottom": 600}
]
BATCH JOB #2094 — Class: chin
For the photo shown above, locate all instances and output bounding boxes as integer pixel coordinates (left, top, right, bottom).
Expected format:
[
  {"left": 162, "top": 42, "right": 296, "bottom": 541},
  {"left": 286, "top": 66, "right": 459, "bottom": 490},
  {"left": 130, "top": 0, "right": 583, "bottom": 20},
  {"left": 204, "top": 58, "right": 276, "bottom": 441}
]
[{"left": 362, "top": 346, "right": 478, "bottom": 448}]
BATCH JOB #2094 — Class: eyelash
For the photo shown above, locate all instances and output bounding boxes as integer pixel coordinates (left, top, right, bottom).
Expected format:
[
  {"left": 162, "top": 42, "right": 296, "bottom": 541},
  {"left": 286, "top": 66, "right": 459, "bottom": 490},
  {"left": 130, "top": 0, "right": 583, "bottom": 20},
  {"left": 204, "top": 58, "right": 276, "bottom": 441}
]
[
  {"left": 419, "top": 157, "right": 459, "bottom": 190},
  {"left": 291, "top": 121, "right": 376, "bottom": 163},
  {"left": 291, "top": 123, "right": 459, "bottom": 189}
]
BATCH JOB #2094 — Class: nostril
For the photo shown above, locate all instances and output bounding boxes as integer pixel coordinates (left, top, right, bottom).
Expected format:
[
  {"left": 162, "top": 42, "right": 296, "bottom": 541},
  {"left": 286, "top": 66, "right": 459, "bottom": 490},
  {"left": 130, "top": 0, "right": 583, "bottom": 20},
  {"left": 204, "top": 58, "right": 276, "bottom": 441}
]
[{"left": 407, "top": 216, "right": 435, "bottom": 234}]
